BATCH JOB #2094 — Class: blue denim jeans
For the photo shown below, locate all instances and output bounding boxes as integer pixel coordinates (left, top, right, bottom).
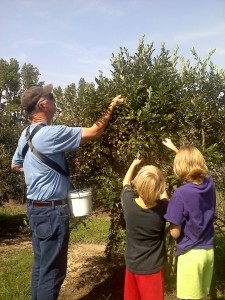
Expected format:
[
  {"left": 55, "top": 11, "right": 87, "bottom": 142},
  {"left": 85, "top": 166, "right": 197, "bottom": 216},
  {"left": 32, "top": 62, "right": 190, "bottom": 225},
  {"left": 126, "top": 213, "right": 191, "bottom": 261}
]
[{"left": 27, "top": 203, "right": 70, "bottom": 300}]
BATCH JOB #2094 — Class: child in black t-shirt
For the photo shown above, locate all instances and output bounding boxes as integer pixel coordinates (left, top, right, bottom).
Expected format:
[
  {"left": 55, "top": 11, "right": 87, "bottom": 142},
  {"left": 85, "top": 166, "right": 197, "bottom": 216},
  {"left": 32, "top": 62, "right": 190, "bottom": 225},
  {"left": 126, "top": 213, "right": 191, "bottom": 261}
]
[{"left": 121, "top": 158, "right": 168, "bottom": 300}]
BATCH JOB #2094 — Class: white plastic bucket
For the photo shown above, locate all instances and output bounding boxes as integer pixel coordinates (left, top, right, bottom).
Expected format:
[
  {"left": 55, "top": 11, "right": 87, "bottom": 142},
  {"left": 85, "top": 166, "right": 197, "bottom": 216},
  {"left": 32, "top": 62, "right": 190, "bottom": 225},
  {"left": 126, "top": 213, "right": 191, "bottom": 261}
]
[{"left": 68, "top": 188, "right": 92, "bottom": 217}]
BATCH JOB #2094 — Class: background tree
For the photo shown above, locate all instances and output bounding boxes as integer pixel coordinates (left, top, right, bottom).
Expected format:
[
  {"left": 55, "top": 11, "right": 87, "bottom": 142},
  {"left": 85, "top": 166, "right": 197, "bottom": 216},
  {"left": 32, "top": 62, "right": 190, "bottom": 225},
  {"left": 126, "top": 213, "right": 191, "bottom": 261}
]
[
  {"left": 20, "top": 63, "right": 43, "bottom": 90},
  {"left": 0, "top": 59, "right": 45, "bottom": 202}
]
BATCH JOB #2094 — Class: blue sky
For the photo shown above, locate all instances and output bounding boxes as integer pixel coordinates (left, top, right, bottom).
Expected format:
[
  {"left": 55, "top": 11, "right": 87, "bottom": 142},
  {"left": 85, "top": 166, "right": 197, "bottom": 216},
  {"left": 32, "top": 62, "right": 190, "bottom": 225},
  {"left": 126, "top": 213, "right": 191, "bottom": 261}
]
[{"left": 1, "top": 0, "right": 224, "bottom": 89}]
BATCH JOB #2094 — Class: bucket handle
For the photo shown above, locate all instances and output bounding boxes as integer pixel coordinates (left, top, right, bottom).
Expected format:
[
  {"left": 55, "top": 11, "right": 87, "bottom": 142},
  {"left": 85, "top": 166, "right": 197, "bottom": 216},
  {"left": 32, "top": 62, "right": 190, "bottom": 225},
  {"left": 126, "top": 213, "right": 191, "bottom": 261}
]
[
  {"left": 70, "top": 176, "right": 92, "bottom": 198},
  {"left": 70, "top": 180, "right": 81, "bottom": 198}
]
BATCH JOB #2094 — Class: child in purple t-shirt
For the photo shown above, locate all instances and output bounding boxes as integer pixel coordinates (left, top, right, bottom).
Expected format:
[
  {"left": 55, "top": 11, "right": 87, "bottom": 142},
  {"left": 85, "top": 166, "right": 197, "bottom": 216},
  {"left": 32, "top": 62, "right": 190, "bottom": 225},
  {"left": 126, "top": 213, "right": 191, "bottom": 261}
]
[{"left": 163, "top": 138, "right": 216, "bottom": 300}]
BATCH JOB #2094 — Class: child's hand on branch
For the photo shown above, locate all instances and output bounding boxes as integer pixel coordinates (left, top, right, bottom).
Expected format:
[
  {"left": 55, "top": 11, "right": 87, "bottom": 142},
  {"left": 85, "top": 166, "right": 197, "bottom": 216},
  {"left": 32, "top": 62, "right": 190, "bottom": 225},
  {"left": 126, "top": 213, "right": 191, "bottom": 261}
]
[
  {"left": 162, "top": 138, "right": 179, "bottom": 153},
  {"left": 132, "top": 158, "right": 142, "bottom": 167}
]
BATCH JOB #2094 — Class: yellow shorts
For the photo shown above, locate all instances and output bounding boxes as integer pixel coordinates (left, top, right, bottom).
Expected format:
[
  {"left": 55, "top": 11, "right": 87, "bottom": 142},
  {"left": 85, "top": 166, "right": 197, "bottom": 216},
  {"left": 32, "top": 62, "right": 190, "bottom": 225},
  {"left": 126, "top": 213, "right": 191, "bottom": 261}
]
[{"left": 177, "top": 248, "right": 214, "bottom": 299}]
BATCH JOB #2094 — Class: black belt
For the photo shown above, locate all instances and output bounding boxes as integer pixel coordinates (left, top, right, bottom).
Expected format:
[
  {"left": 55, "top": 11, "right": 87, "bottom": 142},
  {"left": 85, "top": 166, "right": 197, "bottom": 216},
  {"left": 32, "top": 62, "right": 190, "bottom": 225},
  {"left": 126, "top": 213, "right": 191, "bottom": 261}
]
[{"left": 28, "top": 199, "right": 67, "bottom": 208}]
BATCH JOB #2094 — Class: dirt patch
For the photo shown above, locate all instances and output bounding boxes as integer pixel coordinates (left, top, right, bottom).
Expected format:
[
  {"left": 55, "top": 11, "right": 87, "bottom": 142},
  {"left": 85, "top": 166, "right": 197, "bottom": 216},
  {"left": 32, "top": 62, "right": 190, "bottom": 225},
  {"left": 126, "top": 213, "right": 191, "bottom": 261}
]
[
  {"left": 60, "top": 244, "right": 177, "bottom": 300},
  {"left": 0, "top": 236, "right": 31, "bottom": 250},
  {"left": 59, "top": 243, "right": 125, "bottom": 300}
]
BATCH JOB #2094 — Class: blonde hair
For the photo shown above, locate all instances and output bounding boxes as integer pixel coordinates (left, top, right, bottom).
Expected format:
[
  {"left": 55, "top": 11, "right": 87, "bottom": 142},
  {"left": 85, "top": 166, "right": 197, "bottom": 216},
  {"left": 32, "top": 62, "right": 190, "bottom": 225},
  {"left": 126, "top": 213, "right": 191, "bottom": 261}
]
[
  {"left": 132, "top": 165, "right": 165, "bottom": 206},
  {"left": 173, "top": 146, "right": 208, "bottom": 183}
]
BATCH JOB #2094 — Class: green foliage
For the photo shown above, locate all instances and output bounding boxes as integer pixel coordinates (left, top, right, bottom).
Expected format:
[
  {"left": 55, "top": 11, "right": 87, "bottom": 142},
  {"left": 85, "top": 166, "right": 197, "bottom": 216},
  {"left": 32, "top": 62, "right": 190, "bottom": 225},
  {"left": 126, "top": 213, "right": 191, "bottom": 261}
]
[
  {"left": 54, "top": 38, "right": 225, "bottom": 260},
  {"left": 21, "top": 63, "right": 43, "bottom": 90},
  {"left": 0, "top": 58, "right": 20, "bottom": 99},
  {"left": 69, "top": 215, "right": 110, "bottom": 244},
  {"left": 165, "top": 233, "right": 177, "bottom": 290},
  {"left": 212, "top": 232, "right": 225, "bottom": 295},
  {"left": 0, "top": 205, "right": 29, "bottom": 236},
  {"left": 0, "top": 58, "right": 46, "bottom": 203},
  {"left": 0, "top": 112, "right": 24, "bottom": 202}
]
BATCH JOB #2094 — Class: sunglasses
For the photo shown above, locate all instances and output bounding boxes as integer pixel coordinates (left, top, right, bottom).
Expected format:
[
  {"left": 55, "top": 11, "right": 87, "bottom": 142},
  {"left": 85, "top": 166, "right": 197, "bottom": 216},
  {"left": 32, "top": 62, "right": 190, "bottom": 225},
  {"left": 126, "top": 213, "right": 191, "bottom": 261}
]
[{"left": 48, "top": 93, "right": 54, "bottom": 100}]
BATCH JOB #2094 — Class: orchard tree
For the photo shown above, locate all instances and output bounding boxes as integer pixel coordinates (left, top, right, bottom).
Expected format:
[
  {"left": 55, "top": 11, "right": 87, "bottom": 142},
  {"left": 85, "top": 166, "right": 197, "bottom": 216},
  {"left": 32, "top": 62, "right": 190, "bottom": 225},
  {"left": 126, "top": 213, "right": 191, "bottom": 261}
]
[
  {"left": 0, "top": 58, "right": 22, "bottom": 202},
  {"left": 20, "top": 63, "right": 44, "bottom": 90},
  {"left": 54, "top": 38, "right": 225, "bottom": 259},
  {"left": 177, "top": 49, "right": 225, "bottom": 190},
  {"left": 0, "top": 58, "right": 20, "bottom": 100},
  {"left": 0, "top": 59, "right": 44, "bottom": 202},
  {"left": 53, "top": 39, "right": 225, "bottom": 295}
]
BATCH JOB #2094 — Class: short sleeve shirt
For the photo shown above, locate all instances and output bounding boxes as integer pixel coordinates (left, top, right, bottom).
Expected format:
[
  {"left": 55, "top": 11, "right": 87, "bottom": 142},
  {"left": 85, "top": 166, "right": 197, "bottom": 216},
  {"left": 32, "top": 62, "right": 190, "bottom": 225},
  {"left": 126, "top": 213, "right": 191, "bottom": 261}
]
[
  {"left": 121, "top": 185, "right": 168, "bottom": 274},
  {"left": 164, "top": 176, "right": 216, "bottom": 256},
  {"left": 12, "top": 123, "right": 82, "bottom": 200}
]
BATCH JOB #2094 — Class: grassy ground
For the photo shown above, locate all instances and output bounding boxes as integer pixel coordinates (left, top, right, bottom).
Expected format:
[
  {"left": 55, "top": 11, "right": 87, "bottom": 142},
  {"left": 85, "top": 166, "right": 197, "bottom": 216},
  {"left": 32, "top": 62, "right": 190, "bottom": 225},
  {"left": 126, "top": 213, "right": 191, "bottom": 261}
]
[
  {"left": 69, "top": 213, "right": 110, "bottom": 244},
  {"left": 1, "top": 202, "right": 225, "bottom": 299},
  {"left": 0, "top": 203, "right": 110, "bottom": 300},
  {"left": 0, "top": 247, "right": 33, "bottom": 300}
]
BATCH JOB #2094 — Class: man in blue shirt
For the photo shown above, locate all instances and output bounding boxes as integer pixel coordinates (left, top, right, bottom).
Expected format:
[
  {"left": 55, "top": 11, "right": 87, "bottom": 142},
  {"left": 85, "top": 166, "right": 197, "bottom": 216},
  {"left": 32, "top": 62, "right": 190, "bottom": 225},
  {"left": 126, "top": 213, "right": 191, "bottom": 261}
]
[{"left": 11, "top": 84, "right": 123, "bottom": 300}]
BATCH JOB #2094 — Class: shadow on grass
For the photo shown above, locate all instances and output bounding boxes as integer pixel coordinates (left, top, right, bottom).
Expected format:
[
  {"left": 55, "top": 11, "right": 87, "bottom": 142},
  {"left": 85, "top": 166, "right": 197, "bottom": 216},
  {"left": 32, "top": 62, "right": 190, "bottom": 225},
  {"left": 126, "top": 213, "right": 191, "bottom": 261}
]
[
  {"left": 71, "top": 261, "right": 178, "bottom": 300},
  {"left": 62, "top": 253, "right": 178, "bottom": 300},
  {"left": 74, "top": 256, "right": 125, "bottom": 300},
  {"left": 0, "top": 211, "right": 29, "bottom": 238},
  {"left": 78, "top": 266, "right": 125, "bottom": 300}
]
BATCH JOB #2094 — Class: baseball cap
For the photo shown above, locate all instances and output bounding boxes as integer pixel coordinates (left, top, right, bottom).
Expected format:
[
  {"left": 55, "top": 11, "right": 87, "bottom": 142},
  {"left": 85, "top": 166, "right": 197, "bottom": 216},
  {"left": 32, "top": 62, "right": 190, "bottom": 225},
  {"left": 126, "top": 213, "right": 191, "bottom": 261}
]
[{"left": 21, "top": 83, "right": 53, "bottom": 113}]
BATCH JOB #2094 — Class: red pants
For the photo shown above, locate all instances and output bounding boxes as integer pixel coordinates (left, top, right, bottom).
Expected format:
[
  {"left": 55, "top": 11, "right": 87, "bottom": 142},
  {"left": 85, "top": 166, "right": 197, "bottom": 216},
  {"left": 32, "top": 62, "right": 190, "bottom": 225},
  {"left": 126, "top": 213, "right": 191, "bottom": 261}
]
[{"left": 124, "top": 268, "right": 164, "bottom": 300}]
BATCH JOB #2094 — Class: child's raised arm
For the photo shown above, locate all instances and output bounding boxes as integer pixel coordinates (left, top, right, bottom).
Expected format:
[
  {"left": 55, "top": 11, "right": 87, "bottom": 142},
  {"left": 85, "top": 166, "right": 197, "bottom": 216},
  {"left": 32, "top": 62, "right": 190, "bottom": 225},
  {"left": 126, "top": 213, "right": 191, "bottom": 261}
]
[
  {"left": 123, "top": 158, "right": 142, "bottom": 187},
  {"left": 162, "top": 138, "right": 179, "bottom": 153}
]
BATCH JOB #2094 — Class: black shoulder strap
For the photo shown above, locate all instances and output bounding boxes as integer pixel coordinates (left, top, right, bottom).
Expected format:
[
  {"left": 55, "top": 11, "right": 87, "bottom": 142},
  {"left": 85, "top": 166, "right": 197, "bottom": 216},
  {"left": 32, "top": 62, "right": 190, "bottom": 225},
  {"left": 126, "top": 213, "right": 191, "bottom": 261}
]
[
  {"left": 22, "top": 124, "right": 46, "bottom": 158},
  {"left": 24, "top": 125, "right": 69, "bottom": 177}
]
